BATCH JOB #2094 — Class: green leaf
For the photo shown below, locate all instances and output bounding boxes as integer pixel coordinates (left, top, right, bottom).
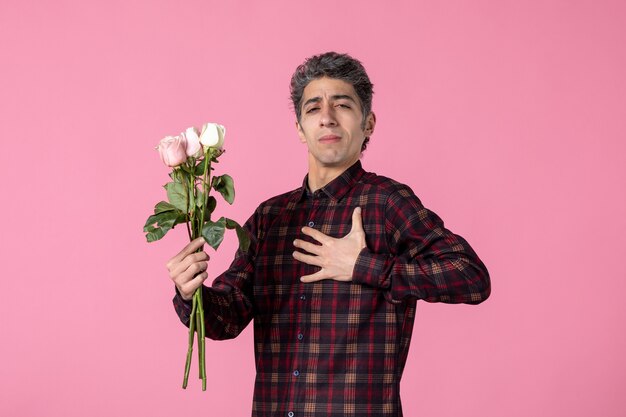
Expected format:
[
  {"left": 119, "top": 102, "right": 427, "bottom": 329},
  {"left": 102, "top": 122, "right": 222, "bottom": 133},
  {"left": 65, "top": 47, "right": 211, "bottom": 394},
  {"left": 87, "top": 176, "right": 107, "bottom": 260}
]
[
  {"left": 173, "top": 212, "right": 188, "bottom": 226},
  {"left": 236, "top": 227, "right": 250, "bottom": 252},
  {"left": 143, "top": 211, "right": 179, "bottom": 231},
  {"left": 224, "top": 217, "right": 250, "bottom": 252},
  {"left": 223, "top": 218, "right": 239, "bottom": 229},
  {"left": 168, "top": 167, "right": 186, "bottom": 183},
  {"left": 204, "top": 196, "right": 217, "bottom": 217},
  {"left": 208, "top": 148, "right": 221, "bottom": 163},
  {"left": 165, "top": 182, "right": 191, "bottom": 212},
  {"left": 143, "top": 211, "right": 180, "bottom": 242},
  {"left": 154, "top": 201, "right": 177, "bottom": 214},
  {"left": 201, "top": 218, "right": 226, "bottom": 250},
  {"left": 212, "top": 174, "right": 235, "bottom": 204},
  {"left": 145, "top": 226, "right": 166, "bottom": 242},
  {"left": 194, "top": 159, "right": 208, "bottom": 176},
  {"left": 194, "top": 193, "right": 216, "bottom": 220}
]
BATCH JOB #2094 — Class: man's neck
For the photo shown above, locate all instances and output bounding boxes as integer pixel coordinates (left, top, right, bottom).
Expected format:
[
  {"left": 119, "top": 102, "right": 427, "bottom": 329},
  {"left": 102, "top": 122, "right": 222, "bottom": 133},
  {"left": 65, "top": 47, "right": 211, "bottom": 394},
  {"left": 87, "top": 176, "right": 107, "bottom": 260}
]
[{"left": 306, "top": 157, "right": 359, "bottom": 192}]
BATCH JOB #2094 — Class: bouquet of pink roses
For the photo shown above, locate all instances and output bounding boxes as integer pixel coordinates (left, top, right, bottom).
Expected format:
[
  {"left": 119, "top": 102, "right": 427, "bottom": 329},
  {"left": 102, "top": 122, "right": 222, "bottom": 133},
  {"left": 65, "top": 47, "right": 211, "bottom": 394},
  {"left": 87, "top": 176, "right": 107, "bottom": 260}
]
[{"left": 144, "top": 123, "right": 248, "bottom": 390}]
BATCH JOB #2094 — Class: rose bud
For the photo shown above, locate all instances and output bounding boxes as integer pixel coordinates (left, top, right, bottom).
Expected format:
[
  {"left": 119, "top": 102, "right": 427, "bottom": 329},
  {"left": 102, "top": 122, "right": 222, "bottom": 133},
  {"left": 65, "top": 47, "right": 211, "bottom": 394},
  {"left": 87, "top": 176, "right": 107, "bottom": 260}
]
[
  {"left": 184, "top": 126, "right": 202, "bottom": 157},
  {"left": 199, "top": 123, "right": 226, "bottom": 149},
  {"left": 157, "top": 135, "right": 188, "bottom": 167}
]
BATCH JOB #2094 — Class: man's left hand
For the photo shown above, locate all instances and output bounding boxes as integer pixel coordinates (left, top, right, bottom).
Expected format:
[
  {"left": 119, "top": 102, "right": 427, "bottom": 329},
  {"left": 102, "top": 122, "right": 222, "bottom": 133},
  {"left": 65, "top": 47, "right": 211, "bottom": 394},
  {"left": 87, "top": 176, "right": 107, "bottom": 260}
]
[{"left": 293, "top": 207, "right": 367, "bottom": 283}]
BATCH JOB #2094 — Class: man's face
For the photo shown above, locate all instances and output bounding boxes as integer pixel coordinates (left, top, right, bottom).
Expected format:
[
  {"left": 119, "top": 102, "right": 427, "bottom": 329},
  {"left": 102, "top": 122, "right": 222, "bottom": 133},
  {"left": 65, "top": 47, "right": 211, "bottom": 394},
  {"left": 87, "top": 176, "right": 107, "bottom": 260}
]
[{"left": 296, "top": 77, "right": 375, "bottom": 172}]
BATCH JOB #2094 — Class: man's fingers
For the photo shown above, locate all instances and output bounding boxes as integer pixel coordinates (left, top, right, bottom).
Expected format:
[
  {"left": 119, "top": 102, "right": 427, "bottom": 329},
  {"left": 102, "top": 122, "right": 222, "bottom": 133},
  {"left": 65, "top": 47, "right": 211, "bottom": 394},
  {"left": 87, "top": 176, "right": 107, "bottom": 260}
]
[
  {"left": 350, "top": 207, "right": 364, "bottom": 233},
  {"left": 300, "top": 270, "right": 328, "bottom": 283},
  {"left": 179, "top": 272, "right": 209, "bottom": 300},
  {"left": 166, "top": 237, "right": 212, "bottom": 300},
  {"left": 178, "top": 256, "right": 209, "bottom": 279},
  {"left": 294, "top": 207, "right": 365, "bottom": 284},
  {"left": 292, "top": 250, "right": 323, "bottom": 267},
  {"left": 167, "top": 237, "right": 206, "bottom": 269},
  {"left": 293, "top": 239, "right": 323, "bottom": 256},
  {"left": 169, "top": 251, "right": 209, "bottom": 278},
  {"left": 300, "top": 226, "right": 330, "bottom": 244}
]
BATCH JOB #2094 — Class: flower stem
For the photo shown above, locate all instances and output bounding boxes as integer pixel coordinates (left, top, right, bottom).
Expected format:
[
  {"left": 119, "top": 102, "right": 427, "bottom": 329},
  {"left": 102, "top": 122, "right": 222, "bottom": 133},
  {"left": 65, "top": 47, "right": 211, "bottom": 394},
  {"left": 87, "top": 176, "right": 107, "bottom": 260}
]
[
  {"left": 198, "top": 149, "right": 212, "bottom": 232},
  {"left": 195, "top": 149, "right": 211, "bottom": 391},
  {"left": 178, "top": 167, "right": 192, "bottom": 241},
  {"left": 182, "top": 292, "right": 198, "bottom": 389},
  {"left": 195, "top": 291, "right": 202, "bottom": 379},
  {"left": 182, "top": 150, "right": 212, "bottom": 391},
  {"left": 194, "top": 288, "right": 207, "bottom": 390},
  {"left": 198, "top": 285, "right": 207, "bottom": 390}
]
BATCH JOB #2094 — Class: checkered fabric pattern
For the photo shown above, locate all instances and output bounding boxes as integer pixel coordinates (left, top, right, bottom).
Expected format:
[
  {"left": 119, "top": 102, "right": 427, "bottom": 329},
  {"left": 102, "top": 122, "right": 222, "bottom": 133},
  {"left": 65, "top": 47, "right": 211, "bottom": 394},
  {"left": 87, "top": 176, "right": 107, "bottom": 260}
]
[{"left": 173, "top": 161, "right": 490, "bottom": 416}]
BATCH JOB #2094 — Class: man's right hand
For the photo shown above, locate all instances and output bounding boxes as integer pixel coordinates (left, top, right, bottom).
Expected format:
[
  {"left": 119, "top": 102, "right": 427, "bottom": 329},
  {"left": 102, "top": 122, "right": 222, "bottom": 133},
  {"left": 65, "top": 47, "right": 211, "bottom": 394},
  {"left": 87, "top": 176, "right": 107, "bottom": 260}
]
[{"left": 167, "top": 237, "right": 210, "bottom": 301}]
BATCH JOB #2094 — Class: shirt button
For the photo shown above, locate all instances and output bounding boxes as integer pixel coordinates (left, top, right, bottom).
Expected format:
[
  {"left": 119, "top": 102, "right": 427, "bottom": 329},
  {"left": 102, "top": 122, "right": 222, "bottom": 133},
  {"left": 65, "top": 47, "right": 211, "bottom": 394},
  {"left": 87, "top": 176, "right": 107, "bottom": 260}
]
[
  {"left": 300, "top": 295, "right": 306, "bottom": 301},
  {"left": 297, "top": 333, "right": 304, "bottom": 340},
  {"left": 288, "top": 412, "right": 294, "bottom": 417},
  {"left": 307, "top": 221, "right": 315, "bottom": 227},
  {"left": 293, "top": 370, "right": 300, "bottom": 377}
]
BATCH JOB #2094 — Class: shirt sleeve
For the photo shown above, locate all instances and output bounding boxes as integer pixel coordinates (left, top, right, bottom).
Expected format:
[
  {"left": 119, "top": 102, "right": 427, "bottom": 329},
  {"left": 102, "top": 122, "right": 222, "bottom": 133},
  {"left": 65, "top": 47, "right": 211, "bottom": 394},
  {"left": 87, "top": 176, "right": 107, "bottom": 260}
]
[
  {"left": 172, "top": 210, "right": 258, "bottom": 340},
  {"left": 352, "top": 185, "right": 491, "bottom": 304}
]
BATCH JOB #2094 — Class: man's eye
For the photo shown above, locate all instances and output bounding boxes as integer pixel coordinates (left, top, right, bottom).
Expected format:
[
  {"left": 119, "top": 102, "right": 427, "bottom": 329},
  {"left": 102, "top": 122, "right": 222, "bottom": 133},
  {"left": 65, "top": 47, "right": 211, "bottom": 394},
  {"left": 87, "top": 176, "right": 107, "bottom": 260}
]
[
  {"left": 337, "top": 104, "right": 351, "bottom": 109},
  {"left": 306, "top": 107, "right": 319, "bottom": 113}
]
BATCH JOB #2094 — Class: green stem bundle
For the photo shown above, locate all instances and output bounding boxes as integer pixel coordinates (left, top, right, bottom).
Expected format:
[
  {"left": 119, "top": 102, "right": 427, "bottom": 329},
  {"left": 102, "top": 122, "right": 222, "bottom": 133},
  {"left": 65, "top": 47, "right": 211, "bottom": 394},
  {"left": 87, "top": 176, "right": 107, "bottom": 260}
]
[{"left": 181, "top": 149, "right": 213, "bottom": 391}]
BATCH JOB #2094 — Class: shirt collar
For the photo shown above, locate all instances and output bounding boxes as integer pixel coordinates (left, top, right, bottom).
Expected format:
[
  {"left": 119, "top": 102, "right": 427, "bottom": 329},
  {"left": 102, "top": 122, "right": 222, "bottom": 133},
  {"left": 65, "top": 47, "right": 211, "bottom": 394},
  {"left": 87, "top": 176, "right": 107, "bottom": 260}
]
[{"left": 296, "top": 160, "right": 365, "bottom": 202}]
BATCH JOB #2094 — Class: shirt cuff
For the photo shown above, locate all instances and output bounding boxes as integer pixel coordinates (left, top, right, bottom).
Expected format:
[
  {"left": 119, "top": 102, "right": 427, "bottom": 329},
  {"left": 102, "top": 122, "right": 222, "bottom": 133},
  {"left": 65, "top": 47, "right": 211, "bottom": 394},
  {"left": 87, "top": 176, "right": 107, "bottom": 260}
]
[
  {"left": 352, "top": 248, "right": 392, "bottom": 289},
  {"left": 172, "top": 287, "right": 193, "bottom": 323}
]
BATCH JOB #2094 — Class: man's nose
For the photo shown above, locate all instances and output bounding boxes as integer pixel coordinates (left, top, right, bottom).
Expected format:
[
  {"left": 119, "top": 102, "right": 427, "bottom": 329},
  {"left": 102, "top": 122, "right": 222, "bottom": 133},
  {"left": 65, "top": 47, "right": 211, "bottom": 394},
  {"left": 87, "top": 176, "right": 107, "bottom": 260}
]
[{"left": 319, "top": 105, "right": 337, "bottom": 127}]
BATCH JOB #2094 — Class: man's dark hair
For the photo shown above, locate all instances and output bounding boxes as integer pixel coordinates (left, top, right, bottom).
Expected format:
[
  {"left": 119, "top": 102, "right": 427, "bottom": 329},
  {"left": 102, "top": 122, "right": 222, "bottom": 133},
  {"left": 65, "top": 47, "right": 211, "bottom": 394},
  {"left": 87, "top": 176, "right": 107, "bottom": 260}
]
[{"left": 290, "top": 51, "right": 374, "bottom": 151}]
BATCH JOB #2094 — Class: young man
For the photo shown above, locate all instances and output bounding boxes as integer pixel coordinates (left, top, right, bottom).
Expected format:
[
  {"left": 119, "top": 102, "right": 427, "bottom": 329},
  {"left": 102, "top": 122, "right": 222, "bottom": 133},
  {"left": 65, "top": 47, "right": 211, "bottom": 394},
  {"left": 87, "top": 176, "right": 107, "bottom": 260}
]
[{"left": 167, "top": 52, "right": 490, "bottom": 417}]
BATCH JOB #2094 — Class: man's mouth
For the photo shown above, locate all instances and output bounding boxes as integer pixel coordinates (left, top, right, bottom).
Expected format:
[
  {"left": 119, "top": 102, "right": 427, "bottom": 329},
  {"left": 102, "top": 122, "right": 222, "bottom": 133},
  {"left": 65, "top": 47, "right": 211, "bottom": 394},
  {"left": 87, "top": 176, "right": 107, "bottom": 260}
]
[{"left": 318, "top": 135, "right": 341, "bottom": 143}]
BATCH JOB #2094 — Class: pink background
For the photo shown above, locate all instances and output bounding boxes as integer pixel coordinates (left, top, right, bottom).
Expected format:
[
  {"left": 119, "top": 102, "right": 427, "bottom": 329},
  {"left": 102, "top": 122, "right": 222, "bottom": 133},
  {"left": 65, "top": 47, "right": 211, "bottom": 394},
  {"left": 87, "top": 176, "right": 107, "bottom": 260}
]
[{"left": 1, "top": 1, "right": 625, "bottom": 416}]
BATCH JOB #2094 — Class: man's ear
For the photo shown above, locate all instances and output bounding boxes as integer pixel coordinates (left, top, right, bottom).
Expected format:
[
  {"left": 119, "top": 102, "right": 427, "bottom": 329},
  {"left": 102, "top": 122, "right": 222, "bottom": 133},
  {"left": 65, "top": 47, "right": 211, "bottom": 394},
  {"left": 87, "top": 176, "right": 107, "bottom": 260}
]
[
  {"left": 364, "top": 112, "right": 376, "bottom": 136},
  {"left": 295, "top": 120, "right": 307, "bottom": 143}
]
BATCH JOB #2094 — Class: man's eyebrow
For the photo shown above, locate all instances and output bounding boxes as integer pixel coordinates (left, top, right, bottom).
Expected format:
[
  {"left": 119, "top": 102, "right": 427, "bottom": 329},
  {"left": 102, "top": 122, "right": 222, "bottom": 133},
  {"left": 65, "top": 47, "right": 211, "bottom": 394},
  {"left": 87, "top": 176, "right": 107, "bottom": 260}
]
[
  {"left": 330, "top": 94, "right": 357, "bottom": 103},
  {"left": 302, "top": 97, "right": 322, "bottom": 108},
  {"left": 302, "top": 94, "right": 358, "bottom": 109}
]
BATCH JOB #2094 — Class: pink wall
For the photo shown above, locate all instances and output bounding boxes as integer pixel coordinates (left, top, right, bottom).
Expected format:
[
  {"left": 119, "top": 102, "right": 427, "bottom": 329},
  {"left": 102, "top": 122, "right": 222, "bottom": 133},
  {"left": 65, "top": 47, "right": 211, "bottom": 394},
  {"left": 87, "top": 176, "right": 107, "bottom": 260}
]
[{"left": 1, "top": 1, "right": 625, "bottom": 416}]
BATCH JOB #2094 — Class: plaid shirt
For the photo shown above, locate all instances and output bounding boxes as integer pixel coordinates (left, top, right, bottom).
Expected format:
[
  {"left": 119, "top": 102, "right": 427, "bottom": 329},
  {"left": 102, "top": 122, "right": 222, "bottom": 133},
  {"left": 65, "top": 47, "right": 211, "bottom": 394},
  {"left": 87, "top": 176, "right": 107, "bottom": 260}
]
[{"left": 173, "top": 161, "right": 490, "bottom": 417}]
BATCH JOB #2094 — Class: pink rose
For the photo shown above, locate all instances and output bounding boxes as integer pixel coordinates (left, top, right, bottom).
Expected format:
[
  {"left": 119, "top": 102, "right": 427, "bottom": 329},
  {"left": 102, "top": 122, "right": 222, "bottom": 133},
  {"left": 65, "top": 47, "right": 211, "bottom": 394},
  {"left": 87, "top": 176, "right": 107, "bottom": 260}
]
[
  {"left": 157, "top": 135, "right": 188, "bottom": 167},
  {"left": 184, "top": 127, "right": 202, "bottom": 157}
]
